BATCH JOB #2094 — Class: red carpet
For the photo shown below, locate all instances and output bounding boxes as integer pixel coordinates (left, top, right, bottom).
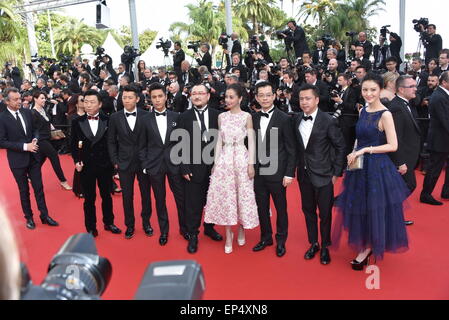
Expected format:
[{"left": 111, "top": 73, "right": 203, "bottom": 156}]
[{"left": 1, "top": 149, "right": 449, "bottom": 300}]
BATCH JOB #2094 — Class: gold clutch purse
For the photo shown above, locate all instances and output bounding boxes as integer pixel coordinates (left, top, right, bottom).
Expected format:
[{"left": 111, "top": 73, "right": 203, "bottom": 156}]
[
  {"left": 347, "top": 155, "right": 364, "bottom": 171},
  {"left": 51, "top": 130, "right": 66, "bottom": 140}
]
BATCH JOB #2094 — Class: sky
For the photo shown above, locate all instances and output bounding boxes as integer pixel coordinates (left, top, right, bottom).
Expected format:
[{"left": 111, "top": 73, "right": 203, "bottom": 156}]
[{"left": 63, "top": 0, "right": 447, "bottom": 55}]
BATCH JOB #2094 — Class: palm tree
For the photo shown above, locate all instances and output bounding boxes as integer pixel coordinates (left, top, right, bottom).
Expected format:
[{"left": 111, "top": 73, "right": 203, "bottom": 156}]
[
  {"left": 297, "top": 0, "right": 337, "bottom": 27},
  {"left": 53, "top": 18, "right": 102, "bottom": 56},
  {"left": 234, "top": 0, "right": 277, "bottom": 34}
]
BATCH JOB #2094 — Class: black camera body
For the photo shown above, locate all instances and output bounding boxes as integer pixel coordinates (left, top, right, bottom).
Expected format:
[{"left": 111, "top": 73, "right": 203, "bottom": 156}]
[
  {"left": 187, "top": 40, "right": 201, "bottom": 53},
  {"left": 330, "top": 89, "right": 340, "bottom": 98},
  {"left": 155, "top": 38, "right": 172, "bottom": 56},
  {"left": 219, "top": 33, "right": 228, "bottom": 49},
  {"left": 321, "top": 34, "right": 335, "bottom": 47},
  {"left": 380, "top": 25, "right": 391, "bottom": 38},
  {"left": 413, "top": 18, "right": 429, "bottom": 32},
  {"left": 122, "top": 45, "right": 141, "bottom": 64}
]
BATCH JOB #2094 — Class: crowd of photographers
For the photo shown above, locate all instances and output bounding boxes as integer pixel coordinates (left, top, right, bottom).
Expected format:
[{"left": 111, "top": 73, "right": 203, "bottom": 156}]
[{"left": 0, "top": 18, "right": 445, "bottom": 162}]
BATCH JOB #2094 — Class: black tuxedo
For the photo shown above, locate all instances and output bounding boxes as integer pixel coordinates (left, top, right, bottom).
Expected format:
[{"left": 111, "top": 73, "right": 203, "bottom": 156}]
[
  {"left": 0, "top": 108, "right": 50, "bottom": 220},
  {"left": 315, "top": 80, "right": 331, "bottom": 112},
  {"left": 140, "top": 110, "right": 186, "bottom": 235},
  {"left": 294, "top": 110, "right": 345, "bottom": 247},
  {"left": 178, "top": 107, "right": 220, "bottom": 236},
  {"left": 231, "top": 40, "right": 242, "bottom": 56},
  {"left": 388, "top": 96, "right": 421, "bottom": 194},
  {"left": 169, "top": 91, "right": 189, "bottom": 114},
  {"left": 196, "top": 52, "right": 212, "bottom": 73},
  {"left": 313, "top": 48, "right": 326, "bottom": 65},
  {"left": 289, "top": 27, "right": 309, "bottom": 59},
  {"left": 252, "top": 108, "right": 296, "bottom": 245},
  {"left": 336, "top": 86, "right": 359, "bottom": 160},
  {"left": 422, "top": 87, "right": 449, "bottom": 198},
  {"left": 70, "top": 112, "right": 115, "bottom": 231},
  {"left": 108, "top": 109, "right": 152, "bottom": 229},
  {"left": 173, "top": 49, "right": 186, "bottom": 74},
  {"left": 355, "top": 40, "right": 373, "bottom": 59},
  {"left": 179, "top": 69, "right": 201, "bottom": 87}
]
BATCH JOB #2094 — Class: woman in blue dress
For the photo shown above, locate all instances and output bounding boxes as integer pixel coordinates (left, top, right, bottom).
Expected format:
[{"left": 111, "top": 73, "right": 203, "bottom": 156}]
[{"left": 334, "top": 73, "right": 409, "bottom": 270}]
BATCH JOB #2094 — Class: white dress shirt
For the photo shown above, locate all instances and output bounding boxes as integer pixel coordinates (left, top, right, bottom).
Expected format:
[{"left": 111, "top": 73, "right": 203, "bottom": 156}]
[
  {"left": 88, "top": 113, "right": 100, "bottom": 136},
  {"left": 154, "top": 108, "right": 167, "bottom": 144},
  {"left": 124, "top": 108, "right": 137, "bottom": 132},
  {"left": 440, "top": 86, "right": 449, "bottom": 97},
  {"left": 260, "top": 106, "right": 275, "bottom": 141},
  {"left": 299, "top": 108, "right": 319, "bottom": 149},
  {"left": 8, "top": 108, "right": 28, "bottom": 151}
]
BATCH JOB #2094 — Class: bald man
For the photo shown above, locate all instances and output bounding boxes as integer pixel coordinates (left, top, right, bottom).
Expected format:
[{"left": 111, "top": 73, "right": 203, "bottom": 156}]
[{"left": 354, "top": 32, "right": 373, "bottom": 60}]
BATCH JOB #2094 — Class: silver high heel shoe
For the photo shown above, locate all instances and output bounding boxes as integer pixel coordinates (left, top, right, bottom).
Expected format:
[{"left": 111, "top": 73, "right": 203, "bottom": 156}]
[{"left": 225, "top": 232, "right": 234, "bottom": 254}]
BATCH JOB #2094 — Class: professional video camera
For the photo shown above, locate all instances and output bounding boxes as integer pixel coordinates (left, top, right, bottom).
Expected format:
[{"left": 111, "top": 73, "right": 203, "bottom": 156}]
[
  {"left": 122, "top": 45, "right": 141, "bottom": 64},
  {"left": 413, "top": 18, "right": 429, "bottom": 32},
  {"left": 155, "top": 38, "right": 172, "bottom": 56},
  {"left": 254, "top": 59, "right": 268, "bottom": 71},
  {"left": 218, "top": 33, "right": 228, "bottom": 49},
  {"left": 96, "top": 47, "right": 105, "bottom": 59},
  {"left": 380, "top": 25, "right": 391, "bottom": 39},
  {"left": 187, "top": 40, "right": 201, "bottom": 53},
  {"left": 59, "top": 54, "right": 73, "bottom": 72}
]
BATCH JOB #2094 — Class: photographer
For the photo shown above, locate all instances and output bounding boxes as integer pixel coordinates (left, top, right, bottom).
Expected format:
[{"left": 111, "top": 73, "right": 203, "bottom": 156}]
[
  {"left": 93, "top": 53, "right": 117, "bottom": 84},
  {"left": 141, "top": 68, "right": 159, "bottom": 88},
  {"left": 202, "top": 71, "right": 226, "bottom": 110},
  {"left": 354, "top": 45, "right": 372, "bottom": 71},
  {"left": 278, "top": 71, "right": 300, "bottom": 112},
  {"left": 171, "top": 41, "right": 185, "bottom": 76},
  {"left": 409, "top": 57, "right": 428, "bottom": 88},
  {"left": 225, "top": 53, "right": 249, "bottom": 83},
  {"left": 331, "top": 73, "right": 359, "bottom": 160},
  {"left": 419, "top": 24, "right": 443, "bottom": 64},
  {"left": 296, "top": 52, "right": 315, "bottom": 85},
  {"left": 304, "top": 69, "right": 331, "bottom": 112},
  {"left": 167, "top": 81, "right": 188, "bottom": 113},
  {"left": 282, "top": 20, "right": 309, "bottom": 59},
  {"left": 389, "top": 32, "right": 403, "bottom": 65},
  {"left": 3, "top": 63, "right": 22, "bottom": 89},
  {"left": 323, "top": 59, "right": 339, "bottom": 89},
  {"left": 435, "top": 49, "right": 449, "bottom": 76},
  {"left": 353, "top": 32, "right": 373, "bottom": 59},
  {"left": 373, "top": 35, "right": 388, "bottom": 71},
  {"left": 179, "top": 60, "right": 201, "bottom": 87},
  {"left": 313, "top": 38, "right": 326, "bottom": 66},
  {"left": 326, "top": 48, "right": 346, "bottom": 73},
  {"left": 195, "top": 44, "right": 213, "bottom": 73},
  {"left": 231, "top": 32, "right": 242, "bottom": 56}
]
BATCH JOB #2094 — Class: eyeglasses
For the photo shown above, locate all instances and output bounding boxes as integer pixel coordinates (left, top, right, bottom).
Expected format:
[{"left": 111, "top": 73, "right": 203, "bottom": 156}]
[{"left": 400, "top": 85, "right": 417, "bottom": 89}]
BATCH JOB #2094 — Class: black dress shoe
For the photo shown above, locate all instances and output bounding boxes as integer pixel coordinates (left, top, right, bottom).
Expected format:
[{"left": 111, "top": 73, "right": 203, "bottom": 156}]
[
  {"left": 159, "top": 234, "right": 168, "bottom": 246},
  {"left": 40, "top": 216, "right": 59, "bottom": 227},
  {"left": 26, "top": 219, "right": 36, "bottom": 230},
  {"left": 276, "top": 244, "right": 286, "bottom": 257},
  {"left": 143, "top": 225, "right": 154, "bottom": 237},
  {"left": 405, "top": 220, "right": 414, "bottom": 226},
  {"left": 104, "top": 224, "right": 122, "bottom": 234},
  {"left": 420, "top": 195, "right": 443, "bottom": 206},
  {"left": 252, "top": 240, "right": 274, "bottom": 252},
  {"left": 320, "top": 248, "right": 331, "bottom": 265},
  {"left": 88, "top": 229, "right": 98, "bottom": 238},
  {"left": 187, "top": 235, "right": 198, "bottom": 254},
  {"left": 125, "top": 227, "right": 135, "bottom": 239},
  {"left": 204, "top": 229, "right": 223, "bottom": 241},
  {"left": 304, "top": 243, "right": 321, "bottom": 260}
]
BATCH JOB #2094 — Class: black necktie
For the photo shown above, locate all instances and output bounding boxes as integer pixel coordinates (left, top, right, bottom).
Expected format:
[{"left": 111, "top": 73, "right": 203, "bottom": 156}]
[
  {"left": 15, "top": 112, "right": 26, "bottom": 135},
  {"left": 126, "top": 112, "right": 136, "bottom": 117},
  {"left": 194, "top": 107, "right": 208, "bottom": 142},
  {"left": 155, "top": 111, "right": 167, "bottom": 117},
  {"left": 303, "top": 115, "right": 313, "bottom": 121}
]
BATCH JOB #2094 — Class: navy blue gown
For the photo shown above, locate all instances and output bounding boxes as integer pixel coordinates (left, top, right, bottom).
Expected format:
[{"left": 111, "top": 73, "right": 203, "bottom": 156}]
[{"left": 334, "top": 108, "right": 409, "bottom": 259}]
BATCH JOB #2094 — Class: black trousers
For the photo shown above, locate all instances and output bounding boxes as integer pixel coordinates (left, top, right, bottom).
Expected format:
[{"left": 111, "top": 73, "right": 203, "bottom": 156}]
[
  {"left": 39, "top": 139, "right": 67, "bottom": 182},
  {"left": 254, "top": 176, "right": 288, "bottom": 245},
  {"left": 403, "top": 162, "right": 417, "bottom": 196},
  {"left": 149, "top": 168, "right": 186, "bottom": 235},
  {"left": 184, "top": 176, "right": 215, "bottom": 236},
  {"left": 340, "top": 123, "right": 356, "bottom": 167},
  {"left": 80, "top": 164, "right": 114, "bottom": 231},
  {"left": 119, "top": 168, "right": 152, "bottom": 229},
  {"left": 11, "top": 156, "right": 49, "bottom": 220},
  {"left": 298, "top": 173, "right": 334, "bottom": 248},
  {"left": 422, "top": 151, "right": 449, "bottom": 197}
]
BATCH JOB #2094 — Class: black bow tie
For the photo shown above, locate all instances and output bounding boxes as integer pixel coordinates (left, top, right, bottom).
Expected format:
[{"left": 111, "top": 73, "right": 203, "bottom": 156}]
[
  {"left": 303, "top": 115, "right": 313, "bottom": 121},
  {"left": 260, "top": 108, "right": 275, "bottom": 118},
  {"left": 126, "top": 112, "right": 136, "bottom": 117},
  {"left": 155, "top": 111, "right": 167, "bottom": 117},
  {"left": 88, "top": 116, "right": 99, "bottom": 121}
]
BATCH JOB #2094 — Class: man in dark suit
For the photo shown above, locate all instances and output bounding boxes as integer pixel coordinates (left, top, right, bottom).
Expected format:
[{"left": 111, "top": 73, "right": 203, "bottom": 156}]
[
  {"left": 172, "top": 42, "right": 186, "bottom": 76},
  {"left": 195, "top": 44, "right": 213, "bottom": 73},
  {"left": 354, "top": 45, "right": 372, "bottom": 71},
  {"left": 0, "top": 88, "right": 59, "bottom": 229},
  {"left": 230, "top": 33, "right": 242, "bottom": 56},
  {"left": 420, "top": 71, "right": 449, "bottom": 205},
  {"left": 388, "top": 76, "right": 422, "bottom": 224},
  {"left": 140, "top": 83, "right": 187, "bottom": 245},
  {"left": 304, "top": 69, "right": 331, "bottom": 113},
  {"left": 331, "top": 74, "right": 359, "bottom": 162},
  {"left": 312, "top": 39, "right": 326, "bottom": 65},
  {"left": 71, "top": 90, "right": 122, "bottom": 237},
  {"left": 107, "top": 85, "right": 152, "bottom": 239},
  {"left": 167, "top": 82, "right": 188, "bottom": 113},
  {"left": 354, "top": 32, "right": 373, "bottom": 59},
  {"left": 252, "top": 81, "right": 296, "bottom": 258},
  {"left": 178, "top": 84, "right": 223, "bottom": 253},
  {"left": 284, "top": 20, "right": 309, "bottom": 59},
  {"left": 420, "top": 24, "right": 443, "bottom": 64},
  {"left": 179, "top": 61, "right": 201, "bottom": 88},
  {"left": 294, "top": 84, "right": 345, "bottom": 265}
]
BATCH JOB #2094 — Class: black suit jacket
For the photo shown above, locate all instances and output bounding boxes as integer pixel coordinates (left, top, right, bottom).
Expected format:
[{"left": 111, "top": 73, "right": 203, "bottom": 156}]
[
  {"left": 388, "top": 96, "right": 421, "bottom": 168},
  {"left": 294, "top": 110, "right": 346, "bottom": 188},
  {"left": 427, "top": 87, "right": 449, "bottom": 153},
  {"left": 31, "top": 109, "right": 52, "bottom": 141},
  {"left": 313, "top": 48, "right": 326, "bottom": 65},
  {"left": 316, "top": 80, "right": 331, "bottom": 112},
  {"left": 139, "top": 110, "right": 180, "bottom": 176},
  {"left": 232, "top": 40, "right": 242, "bottom": 56},
  {"left": 338, "top": 86, "right": 359, "bottom": 127},
  {"left": 173, "top": 49, "right": 186, "bottom": 72},
  {"left": 196, "top": 52, "right": 213, "bottom": 73},
  {"left": 0, "top": 108, "right": 40, "bottom": 169},
  {"left": 355, "top": 41, "right": 373, "bottom": 59},
  {"left": 107, "top": 109, "right": 147, "bottom": 172},
  {"left": 178, "top": 107, "right": 220, "bottom": 183},
  {"left": 252, "top": 109, "right": 296, "bottom": 182},
  {"left": 70, "top": 112, "right": 112, "bottom": 169},
  {"left": 290, "top": 27, "right": 309, "bottom": 58},
  {"left": 171, "top": 91, "right": 189, "bottom": 114}
]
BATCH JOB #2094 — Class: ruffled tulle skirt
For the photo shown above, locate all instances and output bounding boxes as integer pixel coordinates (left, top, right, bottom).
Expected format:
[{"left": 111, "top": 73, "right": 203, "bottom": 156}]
[{"left": 333, "top": 153, "right": 409, "bottom": 259}]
